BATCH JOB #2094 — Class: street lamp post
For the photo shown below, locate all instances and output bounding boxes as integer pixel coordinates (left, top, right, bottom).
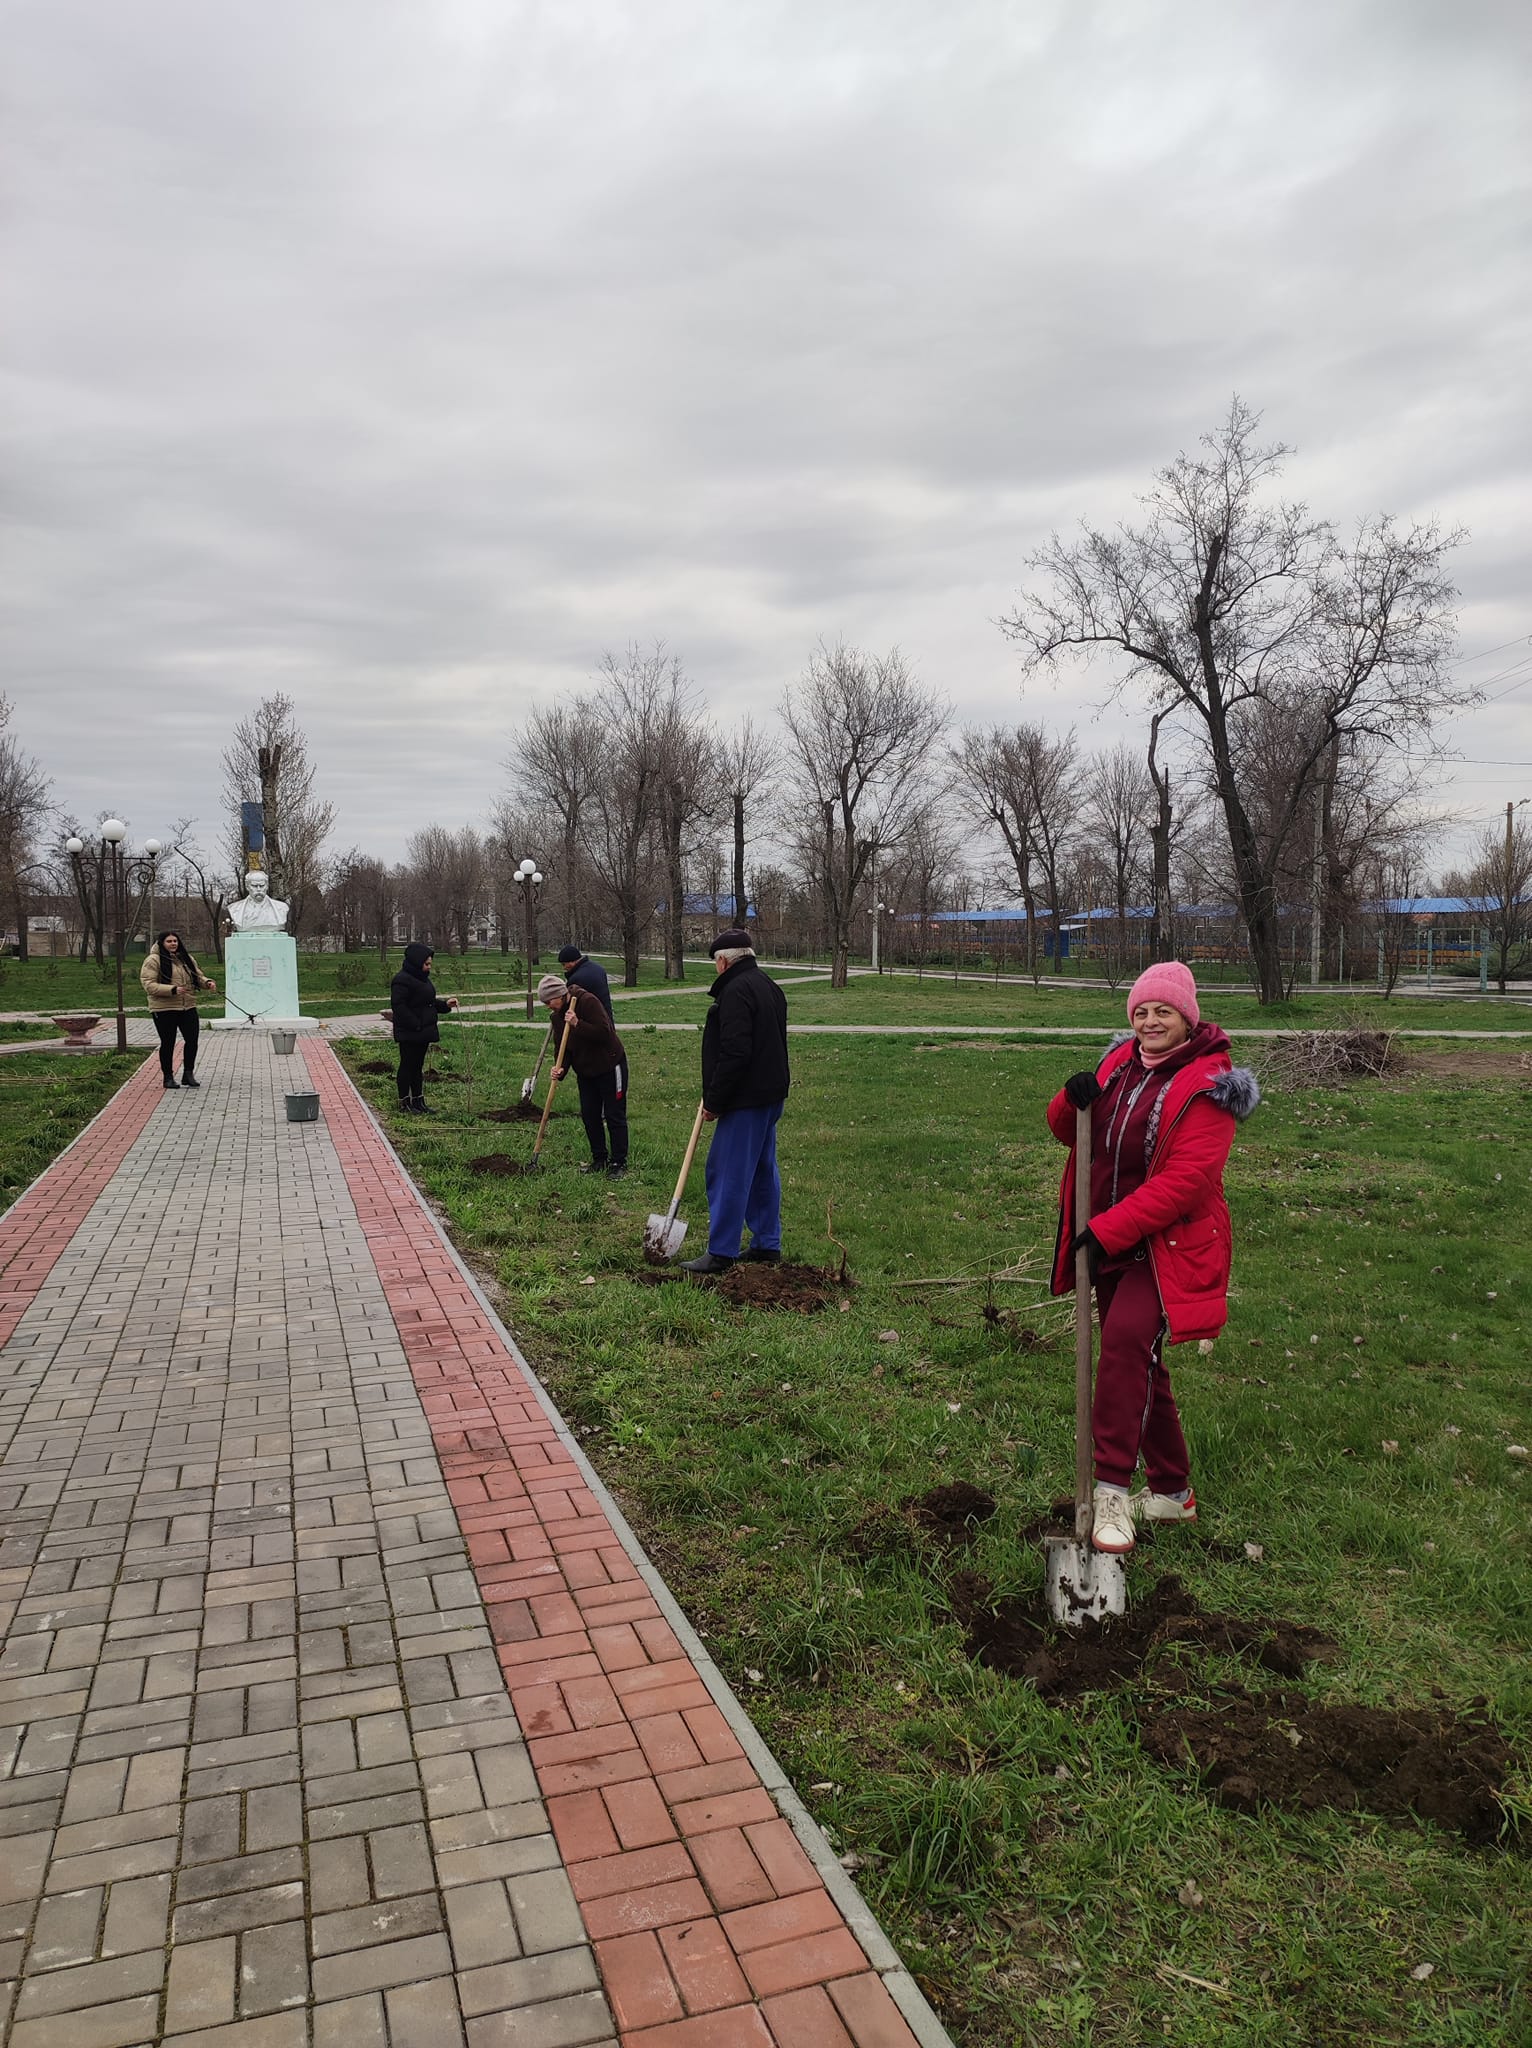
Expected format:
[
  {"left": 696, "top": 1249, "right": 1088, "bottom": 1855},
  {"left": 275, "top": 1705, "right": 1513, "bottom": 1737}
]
[
  {"left": 872, "top": 900, "right": 888, "bottom": 974},
  {"left": 514, "top": 859, "right": 543, "bottom": 1020},
  {"left": 68, "top": 823, "right": 159, "bottom": 1052}
]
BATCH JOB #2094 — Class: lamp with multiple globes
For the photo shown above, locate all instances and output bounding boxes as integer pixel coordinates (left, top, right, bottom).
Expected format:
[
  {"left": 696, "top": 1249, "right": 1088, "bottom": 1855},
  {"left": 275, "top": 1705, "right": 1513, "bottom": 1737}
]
[{"left": 513, "top": 858, "right": 543, "bottom": 1019}]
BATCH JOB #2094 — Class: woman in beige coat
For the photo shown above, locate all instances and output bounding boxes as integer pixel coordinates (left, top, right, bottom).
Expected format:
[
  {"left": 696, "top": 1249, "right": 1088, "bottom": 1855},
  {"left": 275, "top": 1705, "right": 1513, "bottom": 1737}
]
[{"left": 139, "top": 930, "right": 216, "bottom": 1089}]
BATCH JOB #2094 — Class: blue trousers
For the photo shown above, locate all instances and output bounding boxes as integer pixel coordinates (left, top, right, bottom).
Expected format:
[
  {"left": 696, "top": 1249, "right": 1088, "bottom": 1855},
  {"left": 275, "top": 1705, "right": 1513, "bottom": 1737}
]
[{"left": 704, "top": 1102, "right": 783, "bottom": 1257}]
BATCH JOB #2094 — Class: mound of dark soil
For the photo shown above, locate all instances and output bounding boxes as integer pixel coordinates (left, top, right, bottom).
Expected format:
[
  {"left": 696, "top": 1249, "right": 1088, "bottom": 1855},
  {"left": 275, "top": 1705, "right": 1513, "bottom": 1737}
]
[
  {"left": 844, "top": 1484, "right": 997, "bottom": 1563},
  {"left": 712, "top": 1262, "right": 843, "bottom": 1312},
  {"left": 358, "top": 1059, "right": 394, "bottom": 1075},
  {"left": 422, "top": 1067, "right": 463, "bottom": 1082},
  {"left": 949, "top": 1572, "right": 1339, "bottom": 1697},
  {"left": 1141, "top": 1692, "right": 1511, "bottom": 1844},
  {"left": 907, "top": 1482, "right": 997, "bottom": 1542},
  {"left": 482, "top": 1099, "right": 544, "bottom": 1123},
  {"left": 468, "top": 1153, "right": 538, "bottom": 1176}
]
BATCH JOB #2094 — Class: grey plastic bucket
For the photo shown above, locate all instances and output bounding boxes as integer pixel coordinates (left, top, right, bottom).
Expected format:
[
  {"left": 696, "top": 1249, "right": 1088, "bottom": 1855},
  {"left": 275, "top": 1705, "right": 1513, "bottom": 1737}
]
[
  {"left": 284, "top": 1091, "right": 321, "bottom": 1123},
  {"left": 270, "top": 1030, "right": 297, "bottom": 1055}
]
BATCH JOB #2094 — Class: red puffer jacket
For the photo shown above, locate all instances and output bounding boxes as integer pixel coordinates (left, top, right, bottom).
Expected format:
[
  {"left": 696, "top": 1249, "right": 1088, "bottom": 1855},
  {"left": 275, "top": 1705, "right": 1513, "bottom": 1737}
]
[{"left": 1047, "top": 1035, "right": 1260, "bottom": 1344}]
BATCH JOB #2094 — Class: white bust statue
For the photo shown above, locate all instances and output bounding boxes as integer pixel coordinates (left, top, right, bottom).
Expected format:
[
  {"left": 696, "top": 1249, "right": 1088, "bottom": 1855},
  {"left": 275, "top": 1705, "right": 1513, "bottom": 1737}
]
[{"left": 227, "top": 871, "right": 290, "bottom": 933}]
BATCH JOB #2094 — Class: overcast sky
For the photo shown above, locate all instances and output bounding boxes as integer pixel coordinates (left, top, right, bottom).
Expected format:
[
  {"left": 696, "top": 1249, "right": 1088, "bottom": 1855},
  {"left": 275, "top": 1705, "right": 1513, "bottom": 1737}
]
[{"left": 5, "top": 0, "right": 1530, "bottom": 868}]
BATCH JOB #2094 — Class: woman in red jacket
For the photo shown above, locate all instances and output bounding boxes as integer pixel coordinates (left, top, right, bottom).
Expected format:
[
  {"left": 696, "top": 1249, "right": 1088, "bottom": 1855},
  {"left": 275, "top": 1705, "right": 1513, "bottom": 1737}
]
[{"left": 1046, "top": 962, "right": 1259, "bottom": 1557}]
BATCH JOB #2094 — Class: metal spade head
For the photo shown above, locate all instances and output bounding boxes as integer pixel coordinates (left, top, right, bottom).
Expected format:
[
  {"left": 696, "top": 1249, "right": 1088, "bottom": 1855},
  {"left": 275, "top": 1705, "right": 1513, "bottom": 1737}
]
[
  {"left": 1044, "top": 1535, "right": 1127, "bottom": 1629},
  {"left": 643, "top": 1213, "right": 688, "bottom": 1262}
]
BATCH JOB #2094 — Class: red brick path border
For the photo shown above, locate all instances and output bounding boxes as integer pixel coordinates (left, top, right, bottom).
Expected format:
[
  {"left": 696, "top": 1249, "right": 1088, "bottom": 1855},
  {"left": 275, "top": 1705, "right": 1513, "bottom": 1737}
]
[
  {"left": 303, "top": 1038, "right": 929, "bottom": 2048},
  {"left": 0, "top": 1053, "right": 162, "bottom": 1347}
]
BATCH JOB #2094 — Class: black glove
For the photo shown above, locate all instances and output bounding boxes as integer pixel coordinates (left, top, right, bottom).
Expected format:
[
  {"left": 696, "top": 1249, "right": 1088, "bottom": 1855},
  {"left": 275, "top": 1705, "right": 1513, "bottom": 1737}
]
[
  {"left": 1069, "top": 1227, "right": 1102, "bottom": 1282},
  {"left": 1063, "top": 1071, "right": 1103, "bottom": 1109}
]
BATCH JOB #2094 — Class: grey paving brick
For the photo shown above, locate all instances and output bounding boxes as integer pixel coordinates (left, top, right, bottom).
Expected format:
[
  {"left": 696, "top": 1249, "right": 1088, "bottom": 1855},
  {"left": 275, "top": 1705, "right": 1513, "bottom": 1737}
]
[
  {"left": 99, "top": 1871, "right": 171, "bottom": 1957},
  {"left": 238, "top": 1919, "right": 310, "bottom": 2015},
  {"left": 27, "top": 1887, "right": 104, "bottom": 1970},
  {"left": 164, "top": 1936, "right": 238, "bottom": 2033},
  {"left": 464, "top": 1990, "right": 615, "bottom": 2048},
  {"left": 313, "top": 1990, "right": 388, "bottom": 2048},
  {"left": 311, "top": 1889, "right": 445, "bottom": 1957}
]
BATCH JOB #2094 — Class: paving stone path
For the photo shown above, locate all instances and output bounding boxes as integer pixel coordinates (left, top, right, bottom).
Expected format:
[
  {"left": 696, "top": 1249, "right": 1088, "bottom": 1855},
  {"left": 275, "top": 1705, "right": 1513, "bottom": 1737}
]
[{"left": 0, "top": 1032, "right": 946, "bottom": 2048}]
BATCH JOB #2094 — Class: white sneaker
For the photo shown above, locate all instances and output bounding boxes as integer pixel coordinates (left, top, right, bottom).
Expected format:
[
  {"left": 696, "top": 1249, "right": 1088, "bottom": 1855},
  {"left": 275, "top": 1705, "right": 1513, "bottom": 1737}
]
[
  {"left": 1131, "top": 1488, "right": 1198, "bottom": 1524},
  {"left": 1092, "top": 1486, "right": 1136, "bottom": 1555}
]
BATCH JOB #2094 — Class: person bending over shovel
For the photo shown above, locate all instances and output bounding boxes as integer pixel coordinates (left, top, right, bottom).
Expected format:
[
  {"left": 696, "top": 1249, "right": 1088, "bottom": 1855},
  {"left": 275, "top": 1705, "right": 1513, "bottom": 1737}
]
[
  {"left": 680, "top": 928, "right": 789, "bottom": 1275},
  {"left": 1046, "top": 962, "right": 1259, "bottom": 1558},
  {"left": 538, "top": 974, "right": 629, "bottom": 1176}
]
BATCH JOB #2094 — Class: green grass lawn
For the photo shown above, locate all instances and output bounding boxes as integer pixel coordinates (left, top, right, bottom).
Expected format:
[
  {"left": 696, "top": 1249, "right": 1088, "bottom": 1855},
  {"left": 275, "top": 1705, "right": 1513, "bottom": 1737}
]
[
  {"left": 0, "top": 1050, "right": 146, "bottom": 1208},
  {"left": 592, "top": 972, "right": 1532, "bottom": 1036},
  {"left": 336, "top": 1023, "right": 1530, "bottom": 2047}
]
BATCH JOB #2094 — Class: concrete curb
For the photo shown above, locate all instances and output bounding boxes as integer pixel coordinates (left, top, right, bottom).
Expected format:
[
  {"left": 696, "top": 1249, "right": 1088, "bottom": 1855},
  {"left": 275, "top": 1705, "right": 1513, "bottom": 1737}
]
[{"left": 324, "top": 1047, "right": 958, "bottom": 2048}]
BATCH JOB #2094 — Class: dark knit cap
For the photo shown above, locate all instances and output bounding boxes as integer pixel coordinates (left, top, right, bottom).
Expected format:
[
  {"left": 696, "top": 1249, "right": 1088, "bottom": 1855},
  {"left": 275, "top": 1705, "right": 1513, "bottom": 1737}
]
[
  {"left": 556, "top": 945, "right": 583, "bottom": 965},
  {"left": 709, "top": 927, "right": 752, "bottom": 956}
]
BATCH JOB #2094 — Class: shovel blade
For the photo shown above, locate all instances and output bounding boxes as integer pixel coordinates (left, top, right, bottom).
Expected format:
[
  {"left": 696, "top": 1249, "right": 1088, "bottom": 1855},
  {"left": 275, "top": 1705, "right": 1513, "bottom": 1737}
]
[
  {"left": 1044, "top": 1537, "right": 1127, "bottom": 1629},
  {"left": 520, "top": 1080, "right": 534, "bottom": 1101},
  {"left": 643, "top": 1215, "right": 687, "bottom": 1262}
]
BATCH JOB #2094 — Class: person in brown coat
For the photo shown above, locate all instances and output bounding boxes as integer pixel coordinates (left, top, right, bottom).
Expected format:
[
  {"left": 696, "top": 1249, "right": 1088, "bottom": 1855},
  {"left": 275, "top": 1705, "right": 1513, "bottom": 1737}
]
[
  {"left": 537, "top": 972, "right": 628, "bottom": 1176},
  {"left": 139, "top": 930, "right": 217, "bottom": 1089}
]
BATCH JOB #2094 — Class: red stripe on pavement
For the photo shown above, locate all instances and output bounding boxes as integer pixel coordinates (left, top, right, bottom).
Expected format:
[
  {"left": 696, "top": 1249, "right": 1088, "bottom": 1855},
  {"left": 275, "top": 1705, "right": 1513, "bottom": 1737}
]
[
  {"left": 0, "top": 1055, "right": 163, "bottom": 1346},
  {"left": 301, "top": 1038, "right": 922, "bottom": 2048}
]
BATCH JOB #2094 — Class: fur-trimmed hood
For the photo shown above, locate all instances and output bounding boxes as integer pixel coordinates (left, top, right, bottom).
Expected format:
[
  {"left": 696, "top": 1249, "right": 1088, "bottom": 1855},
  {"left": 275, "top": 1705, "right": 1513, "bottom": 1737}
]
[{"left": 1209, "top": 1066, "right": 1261, "bottom": 1121}]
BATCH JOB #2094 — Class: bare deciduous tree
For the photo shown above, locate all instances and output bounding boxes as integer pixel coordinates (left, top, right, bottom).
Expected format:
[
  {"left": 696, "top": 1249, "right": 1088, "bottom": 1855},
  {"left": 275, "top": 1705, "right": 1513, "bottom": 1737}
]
[
  {"left": 720, "top": 717, "right": 775, "bottom": 924},
  {"left": 1003, "top": 398, "right": 1469, "bottom": 1002},
  {"left": 0, "top": 698, "right": 52, "bottom": 962},
  {"left": 514, "top": 704, "right": 600, "bottom": 944},
  {"left": 404, "top": 826, "right": 487, "bottom": 954},
  {"left": 1448, "top": 808, "right": 1532, "bottom": 991},
  {"left": 654, "top": 683, "right": 712, "bottom": 980},
  {"left": 780, "top": 642, "right": 948, "bottom": 988},
  {"left": 1084, "top": 743, "right": 1151, "bottom": 966},
  {"left": 221, "top": 695, "right": 335, "bottom": 937},
  {"left": 581, "top": 644, "right": 676, "bottom": 986}
]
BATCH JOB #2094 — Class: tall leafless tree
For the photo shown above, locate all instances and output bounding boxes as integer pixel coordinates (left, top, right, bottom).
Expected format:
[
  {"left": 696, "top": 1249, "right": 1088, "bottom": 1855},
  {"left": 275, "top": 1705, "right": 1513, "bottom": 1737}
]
[
  {"left": 580, "top": 644, "right": 676, "bottom": 985},
  {"left": 220, "top": 694, "right": 335, "bottom": 937},
  {"left": 514, "top": 703, "right": 600, "bottom": 945},
  {"left": 780, "top": 642, "right": 948, "bottom": 988},
  {"left": 654, "top": 683, "right": 712, "bottom": 979},
  {"left": 1448, "top": 809, "right": 1532, "bottom": 991},
  {"left": 1084, "top": 743, "right": 1152, "bottom": 965},
  {"left": 1002, "top": 398, "right": 1469, "bottom": 1002},
  {"left": 0, "top": 698, "right": 52, "bottom": 962},
  {"left": 720, "top": 717, "right": 775, "bottom": 924},
  {"left": 404, "top": 826, "right": 487, "bottom": 954}
]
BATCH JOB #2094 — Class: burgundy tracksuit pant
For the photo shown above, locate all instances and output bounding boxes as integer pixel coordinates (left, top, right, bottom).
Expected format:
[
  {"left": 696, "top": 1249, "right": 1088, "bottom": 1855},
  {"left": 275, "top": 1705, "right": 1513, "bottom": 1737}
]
[{"left": 1092, "top": 1256, "right": 1190, "bottom": 1493}]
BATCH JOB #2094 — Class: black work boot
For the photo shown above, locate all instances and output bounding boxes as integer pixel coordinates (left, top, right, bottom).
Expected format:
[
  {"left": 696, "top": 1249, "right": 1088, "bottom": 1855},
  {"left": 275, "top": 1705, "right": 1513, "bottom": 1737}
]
[
  {"left": 162, "top": 1073, "right": 179, "bottom": 1089},
  {"left": 740, "top": 1246, "right": 780, "bottom": 1264},
  {"left": 181, "top": 1073, "right": 201, "bottom": 1088},
  {"left": 680, "top": 1252, "right": 735, "bottom": 1276}
]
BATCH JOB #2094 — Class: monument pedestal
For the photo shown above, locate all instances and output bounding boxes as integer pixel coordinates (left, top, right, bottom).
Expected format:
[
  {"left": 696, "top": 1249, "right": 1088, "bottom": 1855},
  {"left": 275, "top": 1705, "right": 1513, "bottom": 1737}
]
[{"left": 211, "top": 932, "right": 318, "bottom": 1031}]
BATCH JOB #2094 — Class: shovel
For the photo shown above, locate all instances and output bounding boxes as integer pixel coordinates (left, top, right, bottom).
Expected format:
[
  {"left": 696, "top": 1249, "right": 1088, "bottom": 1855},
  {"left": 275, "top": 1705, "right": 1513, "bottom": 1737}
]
[
  {"left": 521, "top": 1022, "right": 555, "bottom": 1103},
  {"left": 530, "top": 1011, "right": 576, "bottom": 1168},
  {"left": 643, "top": 1099, "right": 707, "bottom": 1261},
  {"left": 1044, "top": 1099, "right": 1127, "bottom": 1628}
]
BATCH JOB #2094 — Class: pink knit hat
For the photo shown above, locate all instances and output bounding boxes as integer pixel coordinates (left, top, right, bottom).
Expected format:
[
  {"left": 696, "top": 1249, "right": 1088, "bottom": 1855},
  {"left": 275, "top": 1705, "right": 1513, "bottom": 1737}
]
[{"left": 1126, "top": 961, "right": 1200, "bottom": 1028}]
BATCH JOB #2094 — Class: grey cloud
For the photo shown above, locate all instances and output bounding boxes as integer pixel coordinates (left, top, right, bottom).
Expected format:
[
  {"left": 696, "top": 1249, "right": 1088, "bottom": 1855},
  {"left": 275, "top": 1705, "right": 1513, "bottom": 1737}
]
[{"left": 4, "top": 0, "right": 1529, "bottom": 857}]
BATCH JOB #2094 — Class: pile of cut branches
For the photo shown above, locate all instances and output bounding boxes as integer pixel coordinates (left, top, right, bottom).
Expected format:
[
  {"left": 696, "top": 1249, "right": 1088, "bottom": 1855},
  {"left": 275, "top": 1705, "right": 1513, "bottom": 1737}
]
[{"left": 1262, "top": 1028, "right": 1398, "bottom": 1088}]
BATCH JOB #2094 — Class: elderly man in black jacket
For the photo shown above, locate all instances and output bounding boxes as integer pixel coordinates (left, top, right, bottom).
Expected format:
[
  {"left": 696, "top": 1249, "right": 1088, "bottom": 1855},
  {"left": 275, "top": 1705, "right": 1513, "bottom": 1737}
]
[{"left": 681, "top": 929, "right": 789, "bottom": 1275}]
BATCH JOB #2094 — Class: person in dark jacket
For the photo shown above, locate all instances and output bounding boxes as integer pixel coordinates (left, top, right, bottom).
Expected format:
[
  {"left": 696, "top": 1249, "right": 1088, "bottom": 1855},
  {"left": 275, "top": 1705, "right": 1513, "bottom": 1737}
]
[
  {"left": 539, "top": 973, "right": 628, "bottom": 1174},
  {"left": 681, "top": 929, "right": 789, "bottom": 1275},
  {"left": 557, "top": 945, "right": 614, "bottom": 1021},
  {"left": 389, "top": 944, "right": 458, "bottom": 1113},
  {"left": 139, "top": 931, "right": 216, "bottom": 1090}
]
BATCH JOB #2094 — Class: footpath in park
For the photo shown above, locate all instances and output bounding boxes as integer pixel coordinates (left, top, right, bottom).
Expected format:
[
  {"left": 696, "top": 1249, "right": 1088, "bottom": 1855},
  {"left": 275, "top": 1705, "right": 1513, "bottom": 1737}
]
[{"left": 0, "top": 1032, "right": 945, "bottom": 2048}]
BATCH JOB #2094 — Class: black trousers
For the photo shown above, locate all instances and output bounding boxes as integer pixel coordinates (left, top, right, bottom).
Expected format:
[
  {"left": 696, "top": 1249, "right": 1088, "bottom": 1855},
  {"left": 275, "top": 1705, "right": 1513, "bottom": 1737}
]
[
  {"left": 576, "top": 1061, "right": 628, "bottom": 1165},
  {"left": 396, "top": 1040, "right": 429, "bottom": 1100},
  {"left": 154, "top": 1009, "right": 199, "bottom": 1079}
]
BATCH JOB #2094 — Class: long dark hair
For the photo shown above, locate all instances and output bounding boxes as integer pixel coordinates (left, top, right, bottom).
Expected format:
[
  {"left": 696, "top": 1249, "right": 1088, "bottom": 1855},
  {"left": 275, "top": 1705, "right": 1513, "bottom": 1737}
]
[{"left": 152, "top": 931, "right": 203, "bottom": 985}]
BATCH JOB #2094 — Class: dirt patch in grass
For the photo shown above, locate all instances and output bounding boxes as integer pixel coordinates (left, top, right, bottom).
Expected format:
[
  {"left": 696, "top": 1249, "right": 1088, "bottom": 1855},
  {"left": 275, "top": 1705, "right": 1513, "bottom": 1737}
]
[
  {"left": 946, "top": 1571, "right": 1515, "bottom": 1840},
  {"left": 481, "top": 1099, "right": 544, "bottom": 1123},
  {"left": 1396, "top": 1044, "right": 1532, "bottom": 1083},
  {"left": 949, "top": 1571, "right": 1339, "bottom": 1696},
  {"left": 357, "top": 1059, "right": 394, "bottom": 1075},
  {"left": 907, "top": 1481, "right": 997, "bottom": 1542},
  {"left": 468, "top": 1152, "right": 540, "bottom": 1177},
  {"left": 1142, "top": 1692, "right": 1512, "bottom": 1845},
  {"left": 713, "top": 1262, "right": 845, "bottom": 1311},
  {"left": 843, "top": 1483, "right": 996, "bottom": 1562}
]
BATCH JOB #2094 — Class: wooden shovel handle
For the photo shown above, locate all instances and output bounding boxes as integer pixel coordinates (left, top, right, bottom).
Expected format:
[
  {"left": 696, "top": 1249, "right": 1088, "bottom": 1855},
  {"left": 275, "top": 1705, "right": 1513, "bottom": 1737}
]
[
  {"left": 1074, "top": 1100, "right": 1094, "bottom": 1539},
  {"left": 527, "top": 1020, "right": 555, "bottom": 1087},
  {"left": 533, "top": 1012, "right": 576, "bottom": 1157},
  {"left": 666, "top": 1101, "right": 708, "bottom": 1222}
]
